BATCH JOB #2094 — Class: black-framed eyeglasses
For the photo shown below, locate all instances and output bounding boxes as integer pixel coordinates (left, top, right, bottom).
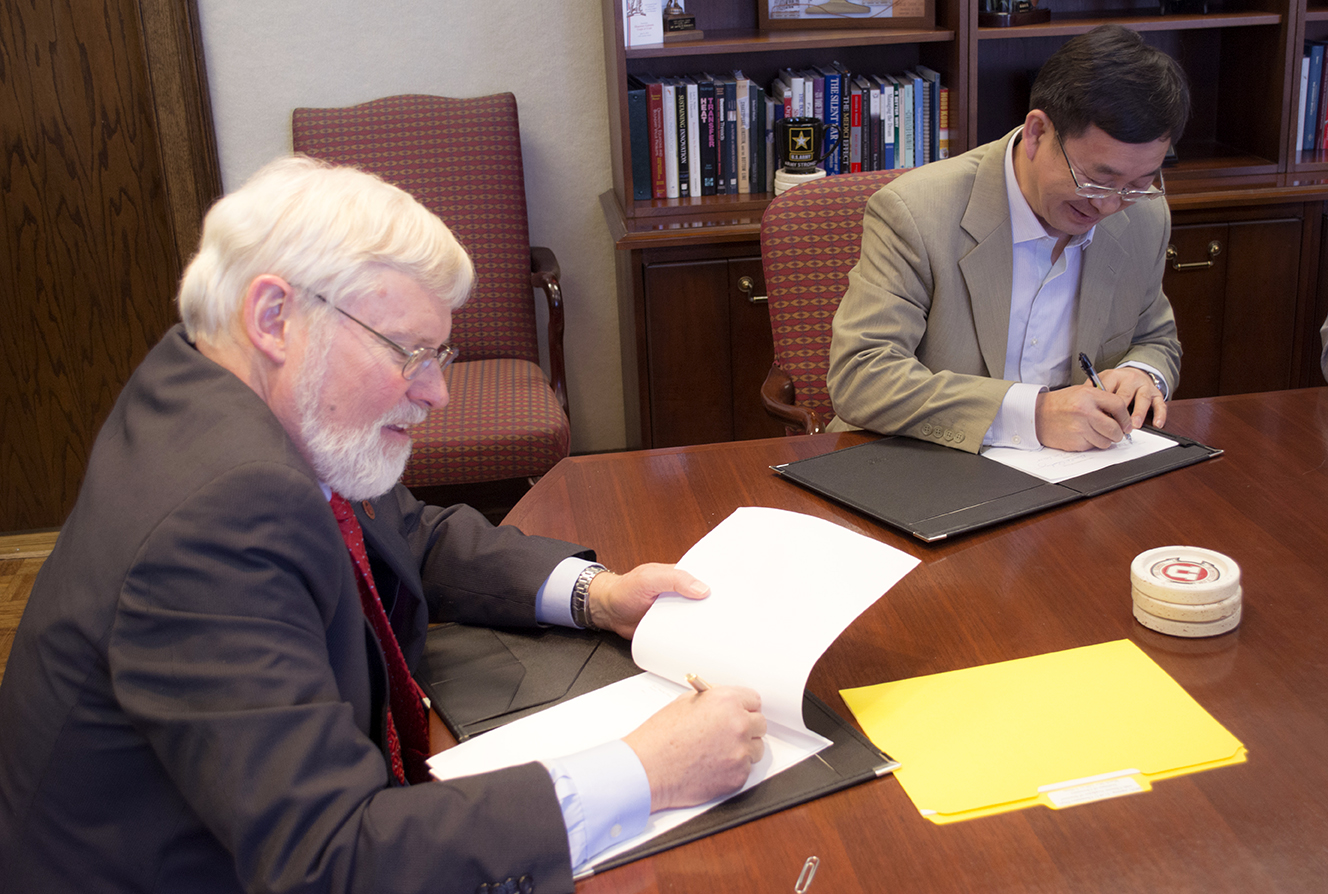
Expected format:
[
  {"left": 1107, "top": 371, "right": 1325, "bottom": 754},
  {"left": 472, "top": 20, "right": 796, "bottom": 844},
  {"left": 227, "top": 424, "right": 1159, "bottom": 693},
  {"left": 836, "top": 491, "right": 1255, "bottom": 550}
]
[
  {"left": 315, "top": 294, "right": 458, "bottom": 381},
  {"left": 1056, "top": 132, "right": 1166, "bottom": 203}
]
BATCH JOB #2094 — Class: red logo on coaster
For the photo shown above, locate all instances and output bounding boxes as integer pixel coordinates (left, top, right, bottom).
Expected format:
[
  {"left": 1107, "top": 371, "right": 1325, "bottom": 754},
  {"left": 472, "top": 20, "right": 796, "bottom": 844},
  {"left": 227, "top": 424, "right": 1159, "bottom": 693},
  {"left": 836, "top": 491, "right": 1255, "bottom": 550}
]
[{"left": 1150, "top": 558, "right": 1220, "bottom": 585}]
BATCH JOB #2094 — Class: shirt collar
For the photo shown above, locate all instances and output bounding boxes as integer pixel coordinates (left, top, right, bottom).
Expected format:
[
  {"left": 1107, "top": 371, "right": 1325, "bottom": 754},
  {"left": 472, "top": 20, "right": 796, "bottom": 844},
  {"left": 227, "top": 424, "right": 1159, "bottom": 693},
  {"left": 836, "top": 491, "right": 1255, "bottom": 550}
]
[{"left": 1004, "top": 127, "right": 1095, "bottom": 250}]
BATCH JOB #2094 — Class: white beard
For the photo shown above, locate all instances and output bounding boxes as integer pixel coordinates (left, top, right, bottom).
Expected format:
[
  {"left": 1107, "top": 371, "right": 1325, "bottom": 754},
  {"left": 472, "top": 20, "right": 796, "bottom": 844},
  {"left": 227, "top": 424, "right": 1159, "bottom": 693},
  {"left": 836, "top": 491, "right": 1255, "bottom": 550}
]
[{"left": 293, "top": 336, "right": 427, "bottom": 501}]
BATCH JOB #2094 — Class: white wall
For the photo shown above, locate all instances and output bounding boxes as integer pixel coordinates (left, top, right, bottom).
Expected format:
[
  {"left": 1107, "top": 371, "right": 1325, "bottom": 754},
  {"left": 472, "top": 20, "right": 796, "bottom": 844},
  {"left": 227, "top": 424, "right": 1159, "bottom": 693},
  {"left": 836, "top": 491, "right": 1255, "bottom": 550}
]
[{"left": 196, "top": 0, "right": 626, "bottom": 452}]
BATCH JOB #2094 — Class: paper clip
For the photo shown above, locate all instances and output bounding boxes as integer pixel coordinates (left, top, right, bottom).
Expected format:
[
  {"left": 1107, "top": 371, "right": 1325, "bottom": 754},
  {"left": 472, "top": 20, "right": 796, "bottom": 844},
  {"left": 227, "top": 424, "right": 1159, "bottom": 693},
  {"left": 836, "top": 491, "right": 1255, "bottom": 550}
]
[{"left": 795, "top": 855, "right": 819, "bottom": 893}]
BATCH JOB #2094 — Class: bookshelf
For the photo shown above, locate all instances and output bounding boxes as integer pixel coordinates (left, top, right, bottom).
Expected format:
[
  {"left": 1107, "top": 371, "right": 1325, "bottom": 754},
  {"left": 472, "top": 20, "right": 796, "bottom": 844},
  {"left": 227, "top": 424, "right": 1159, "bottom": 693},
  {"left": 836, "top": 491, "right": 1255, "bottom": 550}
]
[{"left": 601, "top": 0, "right": 1328, "bottom": 448}]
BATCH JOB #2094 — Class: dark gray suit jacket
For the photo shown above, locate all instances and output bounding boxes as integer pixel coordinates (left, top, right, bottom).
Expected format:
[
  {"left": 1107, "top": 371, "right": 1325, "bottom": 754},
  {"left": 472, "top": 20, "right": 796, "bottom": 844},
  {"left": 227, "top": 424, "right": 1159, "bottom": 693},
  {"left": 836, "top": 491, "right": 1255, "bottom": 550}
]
[{"left": 0, "top": 326, "right": 589, "bottom": 893}]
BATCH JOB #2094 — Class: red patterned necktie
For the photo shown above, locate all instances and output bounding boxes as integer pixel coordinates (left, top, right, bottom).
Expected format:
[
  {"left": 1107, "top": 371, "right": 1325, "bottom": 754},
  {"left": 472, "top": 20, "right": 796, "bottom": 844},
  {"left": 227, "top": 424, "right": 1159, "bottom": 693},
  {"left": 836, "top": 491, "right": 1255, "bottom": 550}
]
[{"left": 329, "top": 492, "right": 431, "bottom": 785}]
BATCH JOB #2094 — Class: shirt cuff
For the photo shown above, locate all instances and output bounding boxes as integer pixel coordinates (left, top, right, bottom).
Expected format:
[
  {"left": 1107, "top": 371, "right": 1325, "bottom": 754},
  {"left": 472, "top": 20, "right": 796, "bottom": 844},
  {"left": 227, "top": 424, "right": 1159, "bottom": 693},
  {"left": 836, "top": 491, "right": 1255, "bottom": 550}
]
[
  {"left": 542, "top": 740, "right": 652, "bottom": 868},
  {"left": 535, "top": 557, "right": 597, "bottom": 627},
  {"left": 1118, "top": 361, "right": 1170, "bottom": 400},
  {"left": 983, "top": 382, "right": 1045, "bottom": 450}
]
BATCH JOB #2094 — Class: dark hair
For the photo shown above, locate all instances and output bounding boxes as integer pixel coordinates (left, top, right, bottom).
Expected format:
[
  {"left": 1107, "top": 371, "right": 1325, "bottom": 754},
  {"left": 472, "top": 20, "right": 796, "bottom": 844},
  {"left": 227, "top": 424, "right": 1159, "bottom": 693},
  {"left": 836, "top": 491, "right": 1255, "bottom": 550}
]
[{"left": 1030, "top": 25, "right": 1191, "bottom": 144}]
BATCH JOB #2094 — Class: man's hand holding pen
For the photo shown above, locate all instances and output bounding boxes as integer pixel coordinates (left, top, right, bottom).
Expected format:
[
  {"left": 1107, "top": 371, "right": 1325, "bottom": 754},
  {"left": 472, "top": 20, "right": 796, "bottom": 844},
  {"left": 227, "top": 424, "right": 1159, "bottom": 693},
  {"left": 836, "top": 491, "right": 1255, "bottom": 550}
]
[
  {"left": 1034, "top": 360, "right": 1166, "bottom": 452},
  {"left": 623, "top": 680, "right": 766, "bottom": 811},
  {"left": 586, "top": 567, "right": 769, "bottom": 813}
]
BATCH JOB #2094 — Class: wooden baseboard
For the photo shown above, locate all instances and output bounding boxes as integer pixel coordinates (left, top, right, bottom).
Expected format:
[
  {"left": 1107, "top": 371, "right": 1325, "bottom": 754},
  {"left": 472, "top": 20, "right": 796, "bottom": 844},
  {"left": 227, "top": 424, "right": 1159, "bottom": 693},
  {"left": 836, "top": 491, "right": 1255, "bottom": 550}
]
[{"left": 0, "top": 530, "right": 59, "bottom": 560}]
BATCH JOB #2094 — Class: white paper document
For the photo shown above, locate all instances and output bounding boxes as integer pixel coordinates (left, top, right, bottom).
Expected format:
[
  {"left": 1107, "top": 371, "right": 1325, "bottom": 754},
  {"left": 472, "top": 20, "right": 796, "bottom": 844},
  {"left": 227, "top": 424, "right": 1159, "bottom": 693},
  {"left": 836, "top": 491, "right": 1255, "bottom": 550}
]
[
  {"left": 981, "top": 428, "right": 1178, "bottom": 484},
  {"left": 428, "top": 506, "right": 920, "bottom": 871}
]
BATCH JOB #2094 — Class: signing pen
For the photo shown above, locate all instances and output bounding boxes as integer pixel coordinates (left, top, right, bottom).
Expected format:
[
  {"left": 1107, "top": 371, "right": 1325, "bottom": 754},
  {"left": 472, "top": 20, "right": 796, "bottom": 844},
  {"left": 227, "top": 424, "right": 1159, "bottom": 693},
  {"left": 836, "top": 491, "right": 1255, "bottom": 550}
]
[
  {"left": 1078, "top": 352, "right": 1132, "bottom": 443},
  {"left": 685, "top": 673, "right": 711, "bottom": 693}
]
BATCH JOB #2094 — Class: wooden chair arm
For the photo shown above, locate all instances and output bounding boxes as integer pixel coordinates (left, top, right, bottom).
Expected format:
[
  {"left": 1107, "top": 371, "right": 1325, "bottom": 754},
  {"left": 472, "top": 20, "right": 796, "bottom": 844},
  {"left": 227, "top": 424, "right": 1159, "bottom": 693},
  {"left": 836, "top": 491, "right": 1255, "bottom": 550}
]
[
  {"left": 530, "top": 246, "right": 569, "bottom": 417},
  {"left": 760, "top": 363, "right": 823, "bottom": 436}
]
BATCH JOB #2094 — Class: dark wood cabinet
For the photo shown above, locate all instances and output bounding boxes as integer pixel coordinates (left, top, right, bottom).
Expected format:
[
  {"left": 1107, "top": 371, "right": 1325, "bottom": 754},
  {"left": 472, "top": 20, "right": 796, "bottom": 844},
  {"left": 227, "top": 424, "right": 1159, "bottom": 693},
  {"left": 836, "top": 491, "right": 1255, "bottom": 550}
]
[
  {"left": 1166, "top": 209, "right": 1307, "bottom": 398},
  {"left": 626, "top": 243, "right": 784, "bottom": 448}
]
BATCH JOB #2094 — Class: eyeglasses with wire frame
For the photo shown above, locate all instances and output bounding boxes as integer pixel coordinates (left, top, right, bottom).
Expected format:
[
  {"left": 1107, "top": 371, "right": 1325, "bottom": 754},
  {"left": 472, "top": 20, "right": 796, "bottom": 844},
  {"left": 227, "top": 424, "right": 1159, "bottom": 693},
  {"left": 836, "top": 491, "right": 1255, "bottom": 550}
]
[
  {"left": 315, "top": 293, "right": 458, "bottom": 381},
  {"left": 1055, "top": 132, "right": 1166, "bottom": 203}
]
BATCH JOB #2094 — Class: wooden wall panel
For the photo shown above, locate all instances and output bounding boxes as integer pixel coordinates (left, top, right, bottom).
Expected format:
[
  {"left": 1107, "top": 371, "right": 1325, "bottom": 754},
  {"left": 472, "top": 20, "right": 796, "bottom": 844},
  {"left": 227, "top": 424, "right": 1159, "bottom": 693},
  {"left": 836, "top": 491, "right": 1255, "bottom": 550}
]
[{"left": 0, "top": 0, "right": 218, "bottom": 532}]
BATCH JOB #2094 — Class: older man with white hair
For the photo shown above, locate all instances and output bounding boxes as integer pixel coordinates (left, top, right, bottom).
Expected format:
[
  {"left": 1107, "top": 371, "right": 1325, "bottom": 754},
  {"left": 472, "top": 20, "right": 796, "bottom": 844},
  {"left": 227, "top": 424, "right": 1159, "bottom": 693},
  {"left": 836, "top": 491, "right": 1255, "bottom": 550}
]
[{"left": 0, "top": 156, "right": 765, "bottom": 894}]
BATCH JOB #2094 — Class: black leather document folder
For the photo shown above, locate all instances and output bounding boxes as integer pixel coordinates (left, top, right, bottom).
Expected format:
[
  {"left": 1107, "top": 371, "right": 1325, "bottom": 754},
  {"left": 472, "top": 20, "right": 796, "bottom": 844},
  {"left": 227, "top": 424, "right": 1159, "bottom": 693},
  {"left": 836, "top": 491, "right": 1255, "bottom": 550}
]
[
  {"left": 773, "top": 429, "right": 1221, "bottom": 542},
  {"left": 416, "top": 622, "right": 897, "bottom": 875},
  {"left": 417, "top": 623, "right": 637, "bottom": 741}
]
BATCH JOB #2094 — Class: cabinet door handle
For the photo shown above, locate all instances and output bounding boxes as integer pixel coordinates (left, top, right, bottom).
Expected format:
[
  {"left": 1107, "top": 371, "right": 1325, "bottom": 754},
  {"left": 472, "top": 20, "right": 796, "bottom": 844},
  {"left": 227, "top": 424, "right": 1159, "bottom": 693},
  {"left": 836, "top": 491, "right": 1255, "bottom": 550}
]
[
  {"left": 1166, "top": 240, "right": 1222, "bottom": 271},
  {"left": 738, "top": 275, "right": 768, "bottom": 304}
]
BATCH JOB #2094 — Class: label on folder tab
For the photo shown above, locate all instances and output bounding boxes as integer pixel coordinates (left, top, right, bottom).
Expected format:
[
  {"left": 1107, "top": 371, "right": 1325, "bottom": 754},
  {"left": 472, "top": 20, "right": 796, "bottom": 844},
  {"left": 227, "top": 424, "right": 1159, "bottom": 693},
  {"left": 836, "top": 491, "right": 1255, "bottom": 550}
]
[{"left": 1040, "top": 770, "right": 1147, "bottom": 809}]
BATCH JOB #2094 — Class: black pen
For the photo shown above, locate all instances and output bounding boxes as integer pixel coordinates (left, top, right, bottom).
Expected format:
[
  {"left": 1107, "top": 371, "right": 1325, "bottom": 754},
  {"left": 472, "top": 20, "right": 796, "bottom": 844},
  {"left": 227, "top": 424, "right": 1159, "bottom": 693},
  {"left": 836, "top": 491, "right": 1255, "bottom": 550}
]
[{"left": 1078, "top": 352, "right": 1132, "bottom": 443}]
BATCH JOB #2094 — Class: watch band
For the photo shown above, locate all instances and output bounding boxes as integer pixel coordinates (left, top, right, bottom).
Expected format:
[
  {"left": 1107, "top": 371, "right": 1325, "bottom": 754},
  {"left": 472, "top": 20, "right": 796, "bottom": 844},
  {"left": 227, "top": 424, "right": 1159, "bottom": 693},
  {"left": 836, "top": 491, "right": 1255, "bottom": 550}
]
[
  {"left": 571, "top": 563, "right": 608, "bottom": 630},
  {"left": 1145, "top": 370, "right": 1167, "bottom": 396}
]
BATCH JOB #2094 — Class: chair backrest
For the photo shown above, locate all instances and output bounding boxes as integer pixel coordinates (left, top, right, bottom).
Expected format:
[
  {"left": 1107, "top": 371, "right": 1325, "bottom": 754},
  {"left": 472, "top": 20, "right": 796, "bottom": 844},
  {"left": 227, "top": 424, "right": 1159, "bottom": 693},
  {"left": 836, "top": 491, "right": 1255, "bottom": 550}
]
[
  {"left": 759, "top": 169, "right": 907, "bottom": 424},
  {"left": 292, "top": 93, "right": 539, "bottom": 365}
]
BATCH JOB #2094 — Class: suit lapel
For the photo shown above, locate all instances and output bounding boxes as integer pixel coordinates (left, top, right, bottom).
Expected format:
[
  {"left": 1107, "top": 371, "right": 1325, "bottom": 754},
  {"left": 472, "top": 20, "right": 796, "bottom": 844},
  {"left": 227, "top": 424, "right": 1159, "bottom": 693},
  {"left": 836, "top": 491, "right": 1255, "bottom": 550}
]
[
  {"left": 959, "top": 128, "right": 1020, "bottom": 379},
  {"left": 1073, "top": 209, "right": 1131, "bottom": 369},
  {"left": 355, "top": 499, "right": 424, "bottom": 625}
]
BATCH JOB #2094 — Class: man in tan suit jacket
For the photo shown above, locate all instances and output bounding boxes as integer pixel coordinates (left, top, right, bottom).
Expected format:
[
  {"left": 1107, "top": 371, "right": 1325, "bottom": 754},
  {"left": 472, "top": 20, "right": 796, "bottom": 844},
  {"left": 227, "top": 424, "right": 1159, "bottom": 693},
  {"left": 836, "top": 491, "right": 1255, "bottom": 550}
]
[{"left": 828, "top": 25, "right": 1187, "bottom": 453}]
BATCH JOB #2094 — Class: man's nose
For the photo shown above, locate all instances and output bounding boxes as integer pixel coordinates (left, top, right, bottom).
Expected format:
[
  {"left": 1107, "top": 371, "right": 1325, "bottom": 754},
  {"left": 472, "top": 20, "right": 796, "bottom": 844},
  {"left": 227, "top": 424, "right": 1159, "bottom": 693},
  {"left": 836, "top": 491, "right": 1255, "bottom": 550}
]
[{"left": 408, "top": 361, "right": 449, "bottom": 410}]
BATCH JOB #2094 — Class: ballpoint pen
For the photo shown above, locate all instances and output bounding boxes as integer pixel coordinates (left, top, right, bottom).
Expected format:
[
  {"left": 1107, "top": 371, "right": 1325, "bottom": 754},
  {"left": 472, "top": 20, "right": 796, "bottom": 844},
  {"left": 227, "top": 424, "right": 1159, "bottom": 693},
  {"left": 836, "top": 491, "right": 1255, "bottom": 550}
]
[
  {"left": 1078, "top": 352, "right": 1132, "bottom": 443},
  {"left": 685, "top": 673, "right": 711, "bottom": 693}
]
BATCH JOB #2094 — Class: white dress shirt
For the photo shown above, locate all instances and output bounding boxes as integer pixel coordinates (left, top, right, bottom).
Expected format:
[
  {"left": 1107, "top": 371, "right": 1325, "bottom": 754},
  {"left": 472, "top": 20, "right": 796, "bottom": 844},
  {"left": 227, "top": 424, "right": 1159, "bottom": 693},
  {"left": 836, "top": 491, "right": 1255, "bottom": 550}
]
[{"left": 984, "top": 131, "right": 1168, "bottom": 449}]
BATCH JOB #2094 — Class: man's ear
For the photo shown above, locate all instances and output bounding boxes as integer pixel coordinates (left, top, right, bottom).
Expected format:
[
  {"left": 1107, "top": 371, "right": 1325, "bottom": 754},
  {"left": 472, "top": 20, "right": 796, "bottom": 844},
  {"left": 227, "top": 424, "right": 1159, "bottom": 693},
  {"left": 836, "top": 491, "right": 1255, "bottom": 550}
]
[
  {"left": 242, "top": 275, "right": 296, "bottom": 365},
  {"left": 1022, "top": 109, "right": 1053, "bottom": 161}
]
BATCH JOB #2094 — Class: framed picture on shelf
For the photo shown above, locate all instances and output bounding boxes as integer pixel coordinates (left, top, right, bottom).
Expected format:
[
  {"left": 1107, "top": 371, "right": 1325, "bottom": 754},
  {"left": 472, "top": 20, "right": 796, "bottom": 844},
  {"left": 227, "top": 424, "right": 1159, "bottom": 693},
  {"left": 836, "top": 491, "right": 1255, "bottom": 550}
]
[{"left": 758, "top": 0, "right": 934, "bottom": 30}]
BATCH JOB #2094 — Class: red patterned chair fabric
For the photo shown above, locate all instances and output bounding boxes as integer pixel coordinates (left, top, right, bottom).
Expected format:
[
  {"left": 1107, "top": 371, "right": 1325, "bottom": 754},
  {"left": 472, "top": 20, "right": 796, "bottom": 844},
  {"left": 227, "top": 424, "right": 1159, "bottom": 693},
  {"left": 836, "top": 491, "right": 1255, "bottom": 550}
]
[
  {"left": 758, "top": 169, "right": 907, "bottom": 435},
  {"left": 292, "top": 93, "right": 570, "bottom": 486}
]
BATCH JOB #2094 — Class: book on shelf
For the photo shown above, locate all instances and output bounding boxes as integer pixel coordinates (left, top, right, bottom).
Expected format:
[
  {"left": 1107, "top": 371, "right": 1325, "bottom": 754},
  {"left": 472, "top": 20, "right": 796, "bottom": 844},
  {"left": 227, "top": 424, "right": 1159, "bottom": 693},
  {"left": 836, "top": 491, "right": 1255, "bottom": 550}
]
[
  {"left": 625, "top": 63, "right": 947, "bottom": 199},
  {"left": 698, "top": 77, "right": 718, "bottom": 196},
  {"left": 849, "top": 77, "right": 863, "bottom": 173},
  {"left": 776, "top": 68, "right": 804, "bottom": 118},
  {"left": 904, "top": 70, "right": 929, "bottom": 165},
  {"left": 735, "top": 71, "right": 751, "bottom": 194},
  {"left": 831, "top": 62, "right": 853, "bottom": 175},
  {"left": 1298, "top": 54, "right": 1310, "bottom": 156},
  {"left": 717, "top": 73, "right": 738, "bottom": 194},
  {"left": 818, "top": 66, "right": 840, "bottom": 174},
  {"left": 639, "top": 75, "right": 668, "bottom": 199},
  {"left": 684, "top": 77, "right": 701, "bottom": 198},
  {"left": 661, "top": 79, "right": 680, "bottom": 199},
  {"left": 1307, "top": 42, "right": 1325, "bottom": 153},
  {"left": 1318, "top": 47, "right": 1328, "bottom": 152},
  {"left": 626, "top": 76, "right": 652, "bottom": 201},
  {"left": 872, "top": 74, "right": 897, "bottom": 170},
  {"left": 674, "top": 79, "right": 692, "bottom": 197},
  {"left": 622, "top": 0, "right": 663, "bottom": 48},
  {"left": 861, "top": 74, "right": 881, "bottom": 172},
  {"left": 889, "top": 74, "right": 914, "bottom": 168},
  {"left": 915, "top": 65, "right": 943, "bottom": 165},
  {"left": 938, "top": 85, "right": 950, "bottom": 160},
  {"left": 760, "top": 80, "right": 767, "bottom": 191}
]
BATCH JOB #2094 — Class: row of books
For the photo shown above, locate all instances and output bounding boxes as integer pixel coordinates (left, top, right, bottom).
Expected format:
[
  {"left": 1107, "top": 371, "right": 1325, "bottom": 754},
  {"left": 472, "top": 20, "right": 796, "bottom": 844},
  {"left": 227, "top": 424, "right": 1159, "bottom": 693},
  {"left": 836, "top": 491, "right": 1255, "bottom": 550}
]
[
  {"left": 626, "top": 66, "right": 950, "bottom": 201},
  {"left": 1299, "top": 41, "right": 1328, "bottom": 154}
]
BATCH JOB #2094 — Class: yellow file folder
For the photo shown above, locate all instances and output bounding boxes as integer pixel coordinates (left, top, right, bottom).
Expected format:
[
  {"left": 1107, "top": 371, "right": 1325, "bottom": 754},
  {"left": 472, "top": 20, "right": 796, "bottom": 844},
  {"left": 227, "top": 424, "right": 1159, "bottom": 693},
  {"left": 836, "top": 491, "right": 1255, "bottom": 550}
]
[{"left": 840, "top": 639, "right": 1246, "bottom": 824}]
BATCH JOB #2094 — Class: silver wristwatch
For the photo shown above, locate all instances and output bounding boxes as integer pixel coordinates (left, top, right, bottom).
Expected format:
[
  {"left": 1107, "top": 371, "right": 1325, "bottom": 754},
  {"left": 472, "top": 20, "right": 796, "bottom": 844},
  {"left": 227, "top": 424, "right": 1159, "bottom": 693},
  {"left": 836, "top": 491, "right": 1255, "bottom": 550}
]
[{"left": 571, "top": 563, "right": 608, "bottom": 630}]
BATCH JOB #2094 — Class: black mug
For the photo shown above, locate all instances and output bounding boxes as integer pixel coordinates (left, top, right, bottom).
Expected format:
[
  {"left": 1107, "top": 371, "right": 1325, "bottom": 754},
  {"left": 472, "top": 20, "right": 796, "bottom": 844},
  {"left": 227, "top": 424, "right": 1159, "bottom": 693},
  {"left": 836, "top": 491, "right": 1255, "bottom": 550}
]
[{"left": 775, "top": 116, "right": 841, "bottom": 174}]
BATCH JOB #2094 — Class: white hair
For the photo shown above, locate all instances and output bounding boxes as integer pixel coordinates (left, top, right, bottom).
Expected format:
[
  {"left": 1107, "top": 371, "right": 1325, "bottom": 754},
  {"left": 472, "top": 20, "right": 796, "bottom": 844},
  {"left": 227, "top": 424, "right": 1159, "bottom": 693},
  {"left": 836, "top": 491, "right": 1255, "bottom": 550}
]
[{"left": 177, "top": 155, "right": 473, "bottom": 341}]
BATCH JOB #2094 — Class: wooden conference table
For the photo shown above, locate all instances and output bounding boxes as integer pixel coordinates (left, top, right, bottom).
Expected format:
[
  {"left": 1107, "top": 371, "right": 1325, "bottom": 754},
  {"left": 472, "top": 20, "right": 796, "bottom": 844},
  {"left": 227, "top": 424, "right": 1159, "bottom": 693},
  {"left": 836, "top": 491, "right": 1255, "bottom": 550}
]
[{"left": 504, "top": 389, "right": 1328, "bottom": 893}]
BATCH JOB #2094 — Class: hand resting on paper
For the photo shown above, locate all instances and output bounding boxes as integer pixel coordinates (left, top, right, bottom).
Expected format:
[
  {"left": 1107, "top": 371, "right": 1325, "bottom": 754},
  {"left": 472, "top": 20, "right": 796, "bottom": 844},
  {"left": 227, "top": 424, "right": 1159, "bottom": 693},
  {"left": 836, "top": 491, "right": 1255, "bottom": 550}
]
[
  {"left": 585, "top": 562, "right": 710, "bottom": 638},
  {"left": 1035, "top": 365, "right": 1164, "bottom": 452},
  {"left": 622, "top": 686, "right": 767, "bottom": 811}
]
